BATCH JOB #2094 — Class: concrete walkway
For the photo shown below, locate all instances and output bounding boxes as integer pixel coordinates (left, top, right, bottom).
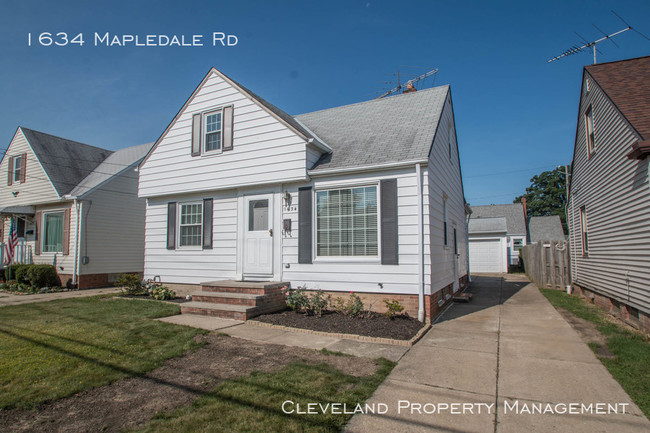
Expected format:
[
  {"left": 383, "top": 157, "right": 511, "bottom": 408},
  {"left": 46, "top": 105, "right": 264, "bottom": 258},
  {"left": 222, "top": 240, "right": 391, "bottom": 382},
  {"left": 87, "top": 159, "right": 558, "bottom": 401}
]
[
  {"left": 157, "top": 314, "right": 409, "bottom": 362},
  {"left": 0, "top": 287, "right": 120, "bottom": 306},
  {"left": 345, "top": 274, "right": 650, "bottom": 432}
]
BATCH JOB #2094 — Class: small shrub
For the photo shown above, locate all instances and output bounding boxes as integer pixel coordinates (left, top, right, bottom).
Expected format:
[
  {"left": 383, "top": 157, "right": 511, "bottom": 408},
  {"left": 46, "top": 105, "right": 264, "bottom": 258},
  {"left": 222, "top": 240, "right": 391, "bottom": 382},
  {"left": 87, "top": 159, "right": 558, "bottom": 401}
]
[
  {"left": 334, "top": 293, "right": 364, "bottom": 317},
  {"left": 4, "top": 264, "right": 30, "bottom": 283},
  {"left": 284, "top": 287, "right": 310, "bottom": 312},
  {"left": 116, "top": 273, "right": 144, "bottom": 295},
  {"left": 150, "top": 285, "right": 176, "bottom": 300},
  {"left": 307, "top": 290, "right": 329, "bottom": 317},
  {"left": 383, "top": 299, "right": 405, "bottom": 319},
  {"left": 25, "top": 265, "right": 61, "bottom": 288}
]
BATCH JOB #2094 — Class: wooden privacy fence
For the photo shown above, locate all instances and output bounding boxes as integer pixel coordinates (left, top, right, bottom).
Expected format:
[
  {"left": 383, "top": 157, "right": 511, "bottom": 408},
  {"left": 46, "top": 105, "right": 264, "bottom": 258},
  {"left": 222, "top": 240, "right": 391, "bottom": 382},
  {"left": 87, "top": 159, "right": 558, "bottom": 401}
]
[{"left": 520, "top": 240, "right": 571, "bottom": 290}]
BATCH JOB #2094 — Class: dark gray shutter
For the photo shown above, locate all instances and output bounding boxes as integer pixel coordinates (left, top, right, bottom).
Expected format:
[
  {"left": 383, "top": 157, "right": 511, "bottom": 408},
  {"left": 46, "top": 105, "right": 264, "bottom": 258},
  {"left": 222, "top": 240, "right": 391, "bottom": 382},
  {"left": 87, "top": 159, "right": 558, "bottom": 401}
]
[
  {"left": 298, "top": 187, "right": 312, "bottom": 264},
  {"left": 7, "top": 156, "right": 14, "bottom": 186},
  {"left": 34, "top": 211, "right": 42, "bottom": 255},
  {"left": 167, "top": 202, "right": 176, "bottom": 250},
  {"left": 222, "top": 105, "right": 234, "bottom": 151},
  {"left": 62, "top": 208, "right": 71, "bottom": 255},
  {"left": 380, "top": 179, "right": 398, "bottom": 265},
  {"left": 191, "top": 113, "right": 202, "bottom": 156},
  {"left": 202, "top": 198, "right": 213, "bottom": 250}
]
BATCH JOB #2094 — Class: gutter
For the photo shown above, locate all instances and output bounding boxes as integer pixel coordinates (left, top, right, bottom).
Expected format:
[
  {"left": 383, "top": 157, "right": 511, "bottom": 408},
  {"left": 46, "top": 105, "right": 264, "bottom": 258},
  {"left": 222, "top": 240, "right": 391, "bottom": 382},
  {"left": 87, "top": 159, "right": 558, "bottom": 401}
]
[
  {"left": 416, "top": 163, "right": 425, "bottom": 322},
  {"left": 309, "top": 159, "right": 428, "bottom": 177}
]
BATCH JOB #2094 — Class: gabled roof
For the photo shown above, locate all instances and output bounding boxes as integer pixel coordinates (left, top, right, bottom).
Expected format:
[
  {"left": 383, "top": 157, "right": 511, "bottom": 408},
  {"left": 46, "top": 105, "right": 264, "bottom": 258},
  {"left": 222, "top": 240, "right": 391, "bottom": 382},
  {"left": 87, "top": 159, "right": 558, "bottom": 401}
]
[
  {"left": 585, "top": 56, "right": 650, "bottom": 140},
  {"left": 20, "top": 127, "right": 113, "bottom": 196},
  {"left": 528, "top": 215, "right": 565, "bottom": 243},
  {"left": 70, "top": 142, "right": 154, "bottom": 197},
  {"left": 295, "top": 85, "right": 449, "bottom": 171},
  {"left": 469, "top": 204, "right": 526, "bottom": 236},
  {"left": 468, "top": 217, "right": 507, "bottom": 234}
]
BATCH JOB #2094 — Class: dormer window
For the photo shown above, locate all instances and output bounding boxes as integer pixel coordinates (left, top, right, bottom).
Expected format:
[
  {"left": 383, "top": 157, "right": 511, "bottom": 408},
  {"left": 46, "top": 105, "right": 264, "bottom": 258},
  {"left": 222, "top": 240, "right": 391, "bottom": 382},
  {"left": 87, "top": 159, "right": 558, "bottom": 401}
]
[
  {"left": 585, "top": 105, "right": 595, "bottom": 156},
  {"left": 191, "top": 105, "right": 234, "bottom": 157},
  {"left": 14, "top": 155, "right": 23, "bottom": 183},
  {"left": 7, "top": 153, "right": 26, "bottom": 186}
]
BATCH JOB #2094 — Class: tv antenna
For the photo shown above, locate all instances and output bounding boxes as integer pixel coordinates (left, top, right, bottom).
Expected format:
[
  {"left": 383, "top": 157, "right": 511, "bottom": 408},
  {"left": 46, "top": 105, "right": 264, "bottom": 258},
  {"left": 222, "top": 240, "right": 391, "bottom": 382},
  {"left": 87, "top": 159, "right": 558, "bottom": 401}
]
[
  {"left": 376, "top": 67, "right": 439, "bottom": 98},
  {"left": 547, "top": 11, "right": 650, "bottom": 64}
]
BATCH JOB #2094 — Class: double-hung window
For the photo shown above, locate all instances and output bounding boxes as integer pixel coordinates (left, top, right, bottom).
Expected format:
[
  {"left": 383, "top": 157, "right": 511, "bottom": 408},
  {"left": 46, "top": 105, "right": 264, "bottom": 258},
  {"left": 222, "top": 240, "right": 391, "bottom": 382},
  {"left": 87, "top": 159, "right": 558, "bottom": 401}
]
[
  {"left": 585, "top": 105, "right": 595, "bottom": 156},
  {"left": 13, "top": 155, "right": 23, "bottom": 183},
  {"left": 316, "top": 186, "right": 378, "bottom": 257},
  {"left": 43, "top": 212, "right": 64, "bottom": 253},
  {"left": 204, "top": 110, "right": 223, "bottom": 153},
  {"left": 580, "top": 206, "right": 589, "bottom": 255},
  {"left": 179, "top": 203, "right": 203, "bottom": 247}
]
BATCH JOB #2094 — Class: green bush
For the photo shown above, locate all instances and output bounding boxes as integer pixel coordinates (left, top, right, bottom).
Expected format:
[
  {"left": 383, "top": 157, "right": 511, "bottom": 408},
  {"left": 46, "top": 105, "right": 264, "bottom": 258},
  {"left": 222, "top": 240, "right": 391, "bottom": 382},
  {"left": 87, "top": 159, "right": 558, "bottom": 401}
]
[
  {"left": 332, "top": 293, "right": 365, "bottom": 318},
  {"left": 307, "top": 290, "right": 329, "bottom": 317},
  {"left": 25, "top": 265, "right": 61, "bottom": 288},
  {"left": 283, "top": 287, "right": 310, "bottom": 312},
  {"left": 150, "top": 285, "right": 175, "bottom": 300},
  {"left": 116, "top": 273, "right": 144, "bottom": 295},
  {"left": 383, "top": 299, "right": 405, "bottom": 319},
  {"left": 4, "top": 264, "right": 30, "bottom": 283}
]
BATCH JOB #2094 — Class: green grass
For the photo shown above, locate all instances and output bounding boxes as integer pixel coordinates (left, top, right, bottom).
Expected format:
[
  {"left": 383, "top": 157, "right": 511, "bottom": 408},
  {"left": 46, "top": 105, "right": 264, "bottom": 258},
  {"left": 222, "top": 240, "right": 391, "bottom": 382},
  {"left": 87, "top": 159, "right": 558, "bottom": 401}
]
[
  {"left": 129, "top": 358, "right": 395, "bottom": 433},
  {"left": 540, "top": 288, "right": 650, "bottom": 417},
  {"left": 0, "top": 296, "right": 204, "bottom": 409}
]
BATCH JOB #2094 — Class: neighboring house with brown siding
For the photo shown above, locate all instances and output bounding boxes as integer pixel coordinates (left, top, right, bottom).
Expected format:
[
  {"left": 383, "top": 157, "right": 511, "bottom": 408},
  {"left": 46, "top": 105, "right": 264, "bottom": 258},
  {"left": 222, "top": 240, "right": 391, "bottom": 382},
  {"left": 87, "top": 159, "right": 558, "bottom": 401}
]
[
  {"left": 0, "top": 127, "right": 152, "bottom": 288},
  {"left": 139, "top": 67, "right": 469, "bottom": 322},
  {"left": 567, "top": 55, "right": 650, "bottom": 333}
]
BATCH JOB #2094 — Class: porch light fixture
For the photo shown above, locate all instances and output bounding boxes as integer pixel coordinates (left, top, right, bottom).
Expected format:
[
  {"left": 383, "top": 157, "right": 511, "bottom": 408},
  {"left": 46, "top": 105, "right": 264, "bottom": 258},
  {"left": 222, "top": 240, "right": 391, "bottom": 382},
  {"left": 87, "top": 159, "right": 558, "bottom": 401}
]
[{"left": 283, "top": 191, "right": 292, "bottom": 206}]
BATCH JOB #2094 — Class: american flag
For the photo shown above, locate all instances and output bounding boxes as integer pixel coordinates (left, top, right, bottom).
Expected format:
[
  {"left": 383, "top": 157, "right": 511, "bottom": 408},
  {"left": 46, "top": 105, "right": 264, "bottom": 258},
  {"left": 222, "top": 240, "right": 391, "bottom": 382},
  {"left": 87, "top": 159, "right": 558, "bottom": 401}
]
[{"left": 3, "top": 218, "right": 18, "bottom": 265}]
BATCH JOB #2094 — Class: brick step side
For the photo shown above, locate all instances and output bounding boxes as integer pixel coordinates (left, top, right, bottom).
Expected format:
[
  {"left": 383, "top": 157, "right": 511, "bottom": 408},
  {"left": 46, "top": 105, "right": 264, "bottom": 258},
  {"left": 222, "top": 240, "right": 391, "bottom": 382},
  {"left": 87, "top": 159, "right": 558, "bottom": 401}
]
[
  {"left": 191, "top": 292, "right": 264, "bottom": 306},
  {"left": 180, "top": 301, "right": 259, "bottom": 320},
  {"left": 201, "top": 285, "right": 267, "bottom": 295}
]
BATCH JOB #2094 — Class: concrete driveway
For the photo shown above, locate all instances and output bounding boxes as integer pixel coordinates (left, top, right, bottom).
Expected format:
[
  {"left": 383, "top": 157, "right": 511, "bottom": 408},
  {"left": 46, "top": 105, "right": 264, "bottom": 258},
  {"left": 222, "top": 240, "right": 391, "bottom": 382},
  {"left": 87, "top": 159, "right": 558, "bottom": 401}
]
[{"left": 345, "top": 274, "right": 650, "bottom": 432}]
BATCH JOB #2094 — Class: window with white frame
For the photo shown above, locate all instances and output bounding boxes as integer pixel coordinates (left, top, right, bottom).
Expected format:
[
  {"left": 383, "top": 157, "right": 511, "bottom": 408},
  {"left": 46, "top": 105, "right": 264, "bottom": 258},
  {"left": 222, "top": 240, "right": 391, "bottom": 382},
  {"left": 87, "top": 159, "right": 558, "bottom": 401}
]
[
  {"left": 179, "top": 203, "right": 203, "bottom": 247},
  {"left": 585, "top": 105, "right": 595, "bottom": 155},
  {"left": 14, "top": 155, "right": 23, "bottom": 183},
  {"left": 316, "top": 186, "right": 378, "bottom": 257},
  {"left": 43, "top": 212, "right": 64, "bottom": 253},
  {"left": 580, "top": 206, "right": 589, "bottom": 255},
  {"left": 204, "top": 110, "right": 222, "bottom": 153},
  {"left": 443, "top": 195, "right": 448, "bottom": 247}
]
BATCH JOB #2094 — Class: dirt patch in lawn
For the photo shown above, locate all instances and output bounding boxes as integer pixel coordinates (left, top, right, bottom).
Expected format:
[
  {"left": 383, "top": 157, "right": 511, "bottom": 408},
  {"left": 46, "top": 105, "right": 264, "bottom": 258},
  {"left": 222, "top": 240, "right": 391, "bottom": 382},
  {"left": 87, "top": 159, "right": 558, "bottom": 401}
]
[
  {"left": 0, "top": 334, "right": 378, "bottom": 433},
  {"left": 556, "top": 307, "right": 615, "bottom": 359},
  {"left": 253, "top": 310, "right": 426, "bottom": 340}
]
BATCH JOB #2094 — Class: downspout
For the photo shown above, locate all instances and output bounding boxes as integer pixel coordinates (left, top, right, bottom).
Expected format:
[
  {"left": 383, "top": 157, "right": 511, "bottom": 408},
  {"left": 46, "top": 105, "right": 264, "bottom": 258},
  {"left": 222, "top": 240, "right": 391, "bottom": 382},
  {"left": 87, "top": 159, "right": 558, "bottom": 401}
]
[
  {"left": 465, "top": 207, "right": 471, "bottom": 283},
  {"left": 72, "top": 200, "right": 82, "bottom": 287},
  {"left": 416, "top": 163, "right": 424, "bottom": 322}
]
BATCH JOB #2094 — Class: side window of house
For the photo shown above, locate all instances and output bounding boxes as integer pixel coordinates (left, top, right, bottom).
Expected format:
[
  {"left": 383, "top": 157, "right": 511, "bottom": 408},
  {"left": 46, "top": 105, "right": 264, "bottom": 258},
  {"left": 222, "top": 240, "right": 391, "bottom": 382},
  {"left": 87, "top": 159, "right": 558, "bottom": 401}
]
[
  {"left": 7, "top": 153, "right": 26, "bottom": 185},
  {"left": 43, "top": 212, "right": 64, "bottom": 252},
  {"left": 585, "top": 105, "right": 595, "bottom": 156},
  {"left": 580, "top": 206, "right": 589, "bottom": 255},
  {"left": 448, "top": 122, "right": 453, "bottom": 160},
  {"left": 315, "top": 186, "right": 378, "bottom": 257},
  {"left": 443, "top": 195, "right": 448, "bottom": 247},
  {"left": 513, "top": 238, "right": 523, "bottom": 252},
  {"left": 178, "top": 203, "right": 203, "bottom": 247},
  {"left": 191, "top": 105, "right": 234, "bottom": 156}
]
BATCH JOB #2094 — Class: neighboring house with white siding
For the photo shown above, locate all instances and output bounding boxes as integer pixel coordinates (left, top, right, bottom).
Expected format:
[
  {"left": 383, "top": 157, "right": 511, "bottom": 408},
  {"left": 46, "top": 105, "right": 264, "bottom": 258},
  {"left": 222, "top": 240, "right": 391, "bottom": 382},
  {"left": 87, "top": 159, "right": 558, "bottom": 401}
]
[
  {"left": 139, "top": 67, "right": 469, "bottom": 322},
  {"left": 568, "top": 56, "right": 650, "bottom": 333},
  {"left": 0, "top": 127, "right": 152, "bottom": 288},
  {"left": 468, "top": 203, "right": 526, "bottom": 273}
]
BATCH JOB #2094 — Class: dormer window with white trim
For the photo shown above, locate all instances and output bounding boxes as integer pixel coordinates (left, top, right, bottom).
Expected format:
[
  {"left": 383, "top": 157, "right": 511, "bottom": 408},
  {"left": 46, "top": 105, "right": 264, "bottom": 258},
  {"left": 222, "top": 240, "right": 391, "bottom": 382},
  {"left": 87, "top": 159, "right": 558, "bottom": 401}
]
[
  {"left": 14, "top": 155, "right": 23, "bottom": 183},
  {"left": 191, "top": 105, "right": 234, "bottom": 157},
  {"left": 204, "top": 110, "right": 223, "bottom": 153},
  {"left": 585, "top": 105, "right": 595, "bottom": 156}
]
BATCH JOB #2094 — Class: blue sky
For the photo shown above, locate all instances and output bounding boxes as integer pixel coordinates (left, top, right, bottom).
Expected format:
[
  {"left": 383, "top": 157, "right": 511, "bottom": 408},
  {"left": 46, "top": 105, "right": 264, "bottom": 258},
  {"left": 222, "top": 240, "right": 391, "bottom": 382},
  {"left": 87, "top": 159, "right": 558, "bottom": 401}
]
[{"left": 1, "top": 0, "right": 649, "bottom": 205}]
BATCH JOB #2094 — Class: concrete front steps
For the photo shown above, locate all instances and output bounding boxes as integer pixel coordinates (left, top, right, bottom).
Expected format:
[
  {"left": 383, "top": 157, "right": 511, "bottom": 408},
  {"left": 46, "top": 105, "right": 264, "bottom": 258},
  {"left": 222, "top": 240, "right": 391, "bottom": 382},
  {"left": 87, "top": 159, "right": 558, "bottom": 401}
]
[{"left": 180, "top": 280, "right": 289, "bottom": 321}]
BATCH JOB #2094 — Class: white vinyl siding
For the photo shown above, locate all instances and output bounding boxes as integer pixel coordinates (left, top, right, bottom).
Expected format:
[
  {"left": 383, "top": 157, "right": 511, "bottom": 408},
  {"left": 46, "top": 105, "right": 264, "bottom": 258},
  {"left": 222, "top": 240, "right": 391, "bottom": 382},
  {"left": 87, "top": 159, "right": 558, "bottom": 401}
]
[
  {"left": 139, "top": 71, "right": 311, "bottom": 197},
  {"left": 315, "top": 186, "right": 378, "bottom": 257},
  {"left": 425, "top": 94, "right": 468, "bottom": 293},
  {"left": 0, "top": 129, "right": 59, "bottom": 206},
  {"left": 79, "top": 169, "right": 146, "bottom": 275},
  {"left": 569, "top": 72, "right": 650, "bottom": 316}
]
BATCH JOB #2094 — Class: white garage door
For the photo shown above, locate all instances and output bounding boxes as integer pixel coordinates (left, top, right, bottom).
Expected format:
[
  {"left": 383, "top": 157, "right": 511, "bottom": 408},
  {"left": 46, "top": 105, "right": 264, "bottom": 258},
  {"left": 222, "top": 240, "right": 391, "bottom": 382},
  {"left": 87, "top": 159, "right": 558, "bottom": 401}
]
[{"left": 469, "top": 238, "right": 503, "bottom": 273}]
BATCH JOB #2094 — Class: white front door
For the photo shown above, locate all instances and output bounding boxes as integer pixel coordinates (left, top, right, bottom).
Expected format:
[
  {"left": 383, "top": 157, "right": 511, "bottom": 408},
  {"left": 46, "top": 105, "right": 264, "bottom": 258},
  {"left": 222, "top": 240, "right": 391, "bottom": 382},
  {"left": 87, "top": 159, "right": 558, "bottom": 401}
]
[{"left": 243, "top": 194, "right": 274, "bottom": 277}]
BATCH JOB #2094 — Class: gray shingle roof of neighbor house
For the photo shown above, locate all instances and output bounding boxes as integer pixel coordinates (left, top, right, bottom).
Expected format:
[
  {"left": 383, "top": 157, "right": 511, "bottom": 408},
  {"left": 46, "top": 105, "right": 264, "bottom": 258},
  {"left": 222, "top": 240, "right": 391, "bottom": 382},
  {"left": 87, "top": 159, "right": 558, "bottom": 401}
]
[
  {"left": 469, "top": 204, "right": 526, "bottom": 236},
  {"left": 468, "top": 217, "right": 507, "bottom": 234},
  {"left": 528, "top": 215, "right": 565, "bottom": 243},
  {"left": 70, "top": 142, "right": 154, "bottom": 197},
  {"left": 295, "top": 85, "right": 450, "bottom": 171},
  {"left": 20, "top": 127, "right": 113, "bottom": 196}
]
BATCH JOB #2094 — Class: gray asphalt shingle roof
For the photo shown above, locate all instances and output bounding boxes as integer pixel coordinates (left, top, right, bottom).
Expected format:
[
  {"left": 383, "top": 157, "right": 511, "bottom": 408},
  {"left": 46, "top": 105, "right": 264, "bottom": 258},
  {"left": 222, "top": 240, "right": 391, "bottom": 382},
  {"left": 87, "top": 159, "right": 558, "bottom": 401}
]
[
  {"left": 468, "top": 217, "right": 507, "bottom": 234},
  {"left": 528, "top": 216, "right": 565, "bottom": 242},
  {"left": 469, "top": 204, "right": 526, "bottom": 236},
  {"left": 295, "top": 85, "right": 449, "bottom": 171},
  {"left": 21, "top": 128, "right": 113, "bottom": 196}
]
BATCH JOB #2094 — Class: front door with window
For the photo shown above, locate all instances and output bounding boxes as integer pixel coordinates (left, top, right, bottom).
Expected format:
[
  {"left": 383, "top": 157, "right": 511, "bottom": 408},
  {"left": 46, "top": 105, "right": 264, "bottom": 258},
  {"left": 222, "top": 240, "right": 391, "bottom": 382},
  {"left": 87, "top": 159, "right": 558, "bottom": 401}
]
[{"left": 243, "top": 195, "right": 274, "bottom": 277}]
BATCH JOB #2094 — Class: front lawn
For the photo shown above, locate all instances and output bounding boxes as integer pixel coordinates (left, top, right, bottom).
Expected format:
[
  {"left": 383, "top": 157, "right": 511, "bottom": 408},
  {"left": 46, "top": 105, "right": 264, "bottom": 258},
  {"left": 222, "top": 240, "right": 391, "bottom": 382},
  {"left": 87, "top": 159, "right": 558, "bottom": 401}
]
[
  {"left": 540, "top": 288, "right": 650, "bottom": 417},
  {"left": 0, "top": 296, "right": 203, "bottom": 409},
  {"left": 129, "top": 358, "right": 395, "bottom": 433}
]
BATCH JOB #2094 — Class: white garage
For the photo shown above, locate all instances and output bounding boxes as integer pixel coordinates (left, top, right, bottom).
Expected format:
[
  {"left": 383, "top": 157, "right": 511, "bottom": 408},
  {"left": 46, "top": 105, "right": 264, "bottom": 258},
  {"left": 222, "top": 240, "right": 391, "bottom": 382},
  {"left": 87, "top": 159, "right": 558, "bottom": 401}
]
[{"left": 468, "top": 217, "right": 508, "bottom": 273}]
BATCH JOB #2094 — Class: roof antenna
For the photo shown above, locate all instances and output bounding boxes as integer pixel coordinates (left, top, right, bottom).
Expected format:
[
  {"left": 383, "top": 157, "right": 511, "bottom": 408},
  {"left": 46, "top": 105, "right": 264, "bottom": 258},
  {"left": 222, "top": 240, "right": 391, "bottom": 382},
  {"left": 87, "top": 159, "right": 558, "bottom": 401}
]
[
  {"left": 547, "top": 11, "right": 649, "bottom": 64},
  {"left": 376, "top": 67, "right": 439, "bottom": 98}
]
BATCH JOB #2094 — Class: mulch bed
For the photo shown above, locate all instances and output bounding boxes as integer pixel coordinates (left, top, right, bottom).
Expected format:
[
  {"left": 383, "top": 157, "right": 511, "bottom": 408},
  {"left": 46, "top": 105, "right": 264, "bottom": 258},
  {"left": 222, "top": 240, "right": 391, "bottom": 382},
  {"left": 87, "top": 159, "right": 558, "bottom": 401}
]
[
  {"left": 253, "top": 310, "right": 426, "bottom": 340},
  {"left": 0, "top": 334, "right": 378, "bottom": 433}
]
